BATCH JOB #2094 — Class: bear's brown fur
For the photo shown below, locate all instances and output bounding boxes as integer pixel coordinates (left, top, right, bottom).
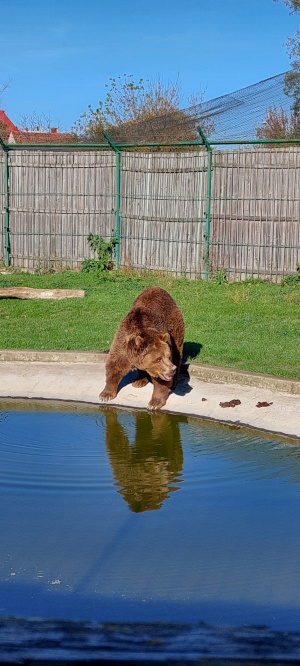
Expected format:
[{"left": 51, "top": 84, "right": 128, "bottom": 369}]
[
  {"left": 104, "top": 409, "right": 184, "bottom": 512},
  {"left": 99, "top": 286, "right": 185, "bottom": 410}
]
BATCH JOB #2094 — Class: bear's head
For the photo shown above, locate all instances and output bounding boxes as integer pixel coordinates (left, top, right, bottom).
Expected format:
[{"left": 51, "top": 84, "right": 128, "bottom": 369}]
[{"left": 126, "top": 331, "right": 176, "bottom": 382}]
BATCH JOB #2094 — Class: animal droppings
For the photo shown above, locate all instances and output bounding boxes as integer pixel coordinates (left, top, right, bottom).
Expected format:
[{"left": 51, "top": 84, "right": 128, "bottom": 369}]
[{"left": 219, "top": 399, "right": 241, "bottom": 408}]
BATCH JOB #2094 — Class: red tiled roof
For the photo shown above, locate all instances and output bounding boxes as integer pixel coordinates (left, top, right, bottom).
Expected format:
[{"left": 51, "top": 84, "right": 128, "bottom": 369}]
[
  {"left": 0, "top": 110, "right": 19, "bottom": 133},
  {"left": 13, "top": 131, "right": 74, "bottom": 144},
  {"left": 0, "top": 110, "right": 73, "bottom": 144}
]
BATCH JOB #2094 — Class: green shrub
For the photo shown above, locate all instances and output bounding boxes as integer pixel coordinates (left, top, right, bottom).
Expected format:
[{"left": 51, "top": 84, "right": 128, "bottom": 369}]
[{"left": 82, "top": 233, "right": 118, "bottom": 274}]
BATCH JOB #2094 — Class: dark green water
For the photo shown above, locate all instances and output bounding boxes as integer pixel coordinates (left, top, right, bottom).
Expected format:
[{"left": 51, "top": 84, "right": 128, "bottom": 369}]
[{"left": 1, "top": 401, "right": 300, "bottom": 631}]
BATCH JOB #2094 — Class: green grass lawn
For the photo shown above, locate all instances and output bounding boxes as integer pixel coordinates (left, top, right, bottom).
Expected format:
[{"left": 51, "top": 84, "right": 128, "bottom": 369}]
[{"left": 0, "top": 269, "right": 299, "bottom": 380}]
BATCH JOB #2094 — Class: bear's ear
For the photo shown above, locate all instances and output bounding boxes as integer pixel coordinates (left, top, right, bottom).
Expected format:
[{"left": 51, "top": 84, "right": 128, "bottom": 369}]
[
  {"left": 125, "top": 333, "right": 144, "bottom": 349},
  {"left": 159, "top": 332, "right": 170, "bottom": 343},
  {"left": 135, "top": 335, "right": 143, "bottom": 349}
]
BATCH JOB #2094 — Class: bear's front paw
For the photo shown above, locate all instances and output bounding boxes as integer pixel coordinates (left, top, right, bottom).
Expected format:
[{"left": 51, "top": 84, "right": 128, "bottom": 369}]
[
  {"left": 147, "top": 396, "right": 166, "bottom": 411},
  {"left": 99, "top": 388, "right": 117, "bottom": 402}
]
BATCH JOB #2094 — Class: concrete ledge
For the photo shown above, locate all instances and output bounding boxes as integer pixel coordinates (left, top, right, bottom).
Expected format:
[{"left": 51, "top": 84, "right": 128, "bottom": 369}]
[
  {"left": 0, "top": 352, "right": 299, "bottom": 439},
  {"left": 0, "top": 349, "right": 299, "bottom": 395},
  {"left": 188, "top": 363, "right": 300, "bottom": 395},
  {"left": 0, "top": 349, "right": 109, "bottom": 364}
]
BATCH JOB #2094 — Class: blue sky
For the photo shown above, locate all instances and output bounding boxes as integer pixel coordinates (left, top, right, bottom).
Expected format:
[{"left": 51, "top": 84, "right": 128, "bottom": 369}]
[{"left": 1, "top": 0, "right": 299, "bottom": 131}]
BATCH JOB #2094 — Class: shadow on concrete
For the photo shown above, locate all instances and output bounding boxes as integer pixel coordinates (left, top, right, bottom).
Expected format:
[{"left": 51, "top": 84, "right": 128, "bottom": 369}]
[{"left": 116, "top": 343, "right": 203, "bottom": 397}]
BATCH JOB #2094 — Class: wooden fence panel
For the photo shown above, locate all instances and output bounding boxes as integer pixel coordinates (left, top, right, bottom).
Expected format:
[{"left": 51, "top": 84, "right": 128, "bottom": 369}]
[
  {"left": 211, "top": 147, "right": 300, "bottom": 280},
  {"left": 2, "top": 146, "right": 300, "bottom": 279},
  {"left": 120, "top": 151, "right": 207, "bottom": 277},
  {"left": 0, "top": 153, "right": 5, "bottom": 265},
  {"left": 8, "top": 150, "right": 116, "bottom": 270}
]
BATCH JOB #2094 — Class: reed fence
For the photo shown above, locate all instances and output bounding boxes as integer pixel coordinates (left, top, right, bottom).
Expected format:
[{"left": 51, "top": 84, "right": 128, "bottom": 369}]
[{"left": 0, "top": 146, "right": 299, "bottom": 281}]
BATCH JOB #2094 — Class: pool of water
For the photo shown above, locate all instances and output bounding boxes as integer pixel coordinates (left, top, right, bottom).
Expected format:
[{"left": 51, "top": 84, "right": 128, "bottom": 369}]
[{"left": 1, "top": 400, "right": 300, "bottom": 631}]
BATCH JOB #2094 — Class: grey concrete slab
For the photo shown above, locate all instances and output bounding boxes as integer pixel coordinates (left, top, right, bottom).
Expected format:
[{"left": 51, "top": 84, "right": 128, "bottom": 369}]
[{"left": 0, "top": 354, "right": 299, "bottom": 440}]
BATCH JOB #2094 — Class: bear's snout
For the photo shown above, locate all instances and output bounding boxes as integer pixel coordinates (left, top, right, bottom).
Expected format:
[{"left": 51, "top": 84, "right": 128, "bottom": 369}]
[{"left": 161, "top": 363, "right": 176, "bottom": 382}]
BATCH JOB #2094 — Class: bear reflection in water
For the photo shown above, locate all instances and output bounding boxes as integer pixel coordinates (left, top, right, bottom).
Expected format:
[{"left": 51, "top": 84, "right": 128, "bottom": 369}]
[{"left": 103, "top": 409, "right": 185, "bottom": 513}]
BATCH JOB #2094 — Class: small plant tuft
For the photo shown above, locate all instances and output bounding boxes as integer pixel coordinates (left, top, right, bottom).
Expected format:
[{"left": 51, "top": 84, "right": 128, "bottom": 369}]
[
  {"left": 244, "top": 276, "right": 263, "bottom": 285},
  {"left": 82, "top": 233, "right": 118, "bottom": 274},
  {"left": 211, "top": 268, "right": 228, "bottom": 285},
  {"left": 230, "top": 284, "right": 250, "bottom": 304},
  {"left": 281, "top": 263, "right": 300, "bottom": 286}
]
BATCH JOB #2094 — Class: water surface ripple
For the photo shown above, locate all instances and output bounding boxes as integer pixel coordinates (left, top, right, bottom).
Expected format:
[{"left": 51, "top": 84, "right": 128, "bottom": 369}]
[{"left": 1, "top": 403, "right": 300, "bottom": 631}]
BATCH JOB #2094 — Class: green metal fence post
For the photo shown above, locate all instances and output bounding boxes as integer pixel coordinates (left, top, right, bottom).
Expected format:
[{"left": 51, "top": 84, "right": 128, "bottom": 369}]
[
  {"left": 0, "top": 136, "right": 10, "bottom": 267},
  {"left": 102, "top": 131, "right": 120, "bottom": 270},
  {"left": 198, "top": 128, "right": 212, "bottom": 280},
  {"left": 4, "top": 150, "right": 10, "bottom": 267}
]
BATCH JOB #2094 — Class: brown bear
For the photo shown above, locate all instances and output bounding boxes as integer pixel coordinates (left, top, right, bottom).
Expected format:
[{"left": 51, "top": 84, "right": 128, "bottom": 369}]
[
  {"left": 99, "top": 286, "right": 185, "bottom": 410},
  {"left": 103, "top": 408, "right": 184, "bottom": 512}
]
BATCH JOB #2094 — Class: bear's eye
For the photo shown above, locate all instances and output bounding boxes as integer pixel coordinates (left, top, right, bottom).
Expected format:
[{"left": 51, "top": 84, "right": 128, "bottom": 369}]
[{"left": 155, "top": 357, "right": 162, "bottom": 363}]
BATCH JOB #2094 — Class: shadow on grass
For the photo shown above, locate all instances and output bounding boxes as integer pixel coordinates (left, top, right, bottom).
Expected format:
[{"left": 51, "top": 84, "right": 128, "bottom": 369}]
[{"left": 182, "top": 341, "right": 202, "bottom": 364}]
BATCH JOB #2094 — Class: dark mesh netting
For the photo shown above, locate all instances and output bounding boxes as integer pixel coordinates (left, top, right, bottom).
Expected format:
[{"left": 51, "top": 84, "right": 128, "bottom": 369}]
[
  {"left": 193, "top": 72, "right": 294, "bottom": 143},
  {"left": 106, "top": 72, "right": 294, "bottom": 145},
  {"left": 1, "top": 72, "right": 295, "bottom": 146}
]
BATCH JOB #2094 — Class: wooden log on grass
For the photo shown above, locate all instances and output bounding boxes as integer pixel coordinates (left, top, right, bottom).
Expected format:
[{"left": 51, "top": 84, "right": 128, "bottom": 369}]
[{"left": 0, "top": 287, "right": 85, "bottom": 299}]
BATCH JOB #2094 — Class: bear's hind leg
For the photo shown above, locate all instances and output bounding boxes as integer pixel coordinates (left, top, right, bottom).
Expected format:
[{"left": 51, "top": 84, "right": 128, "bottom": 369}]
[
  {"left": 132, "top": 370, "right": 150, "bottom": 389},
  {"left": 170, "top": 336, "right": 183, "bottom": 391}
]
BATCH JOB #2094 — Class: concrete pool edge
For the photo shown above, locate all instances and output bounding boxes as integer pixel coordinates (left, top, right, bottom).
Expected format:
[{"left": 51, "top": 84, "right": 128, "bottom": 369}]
[
  {"left": 0, "top": 349, "right": 299, "bottom": 440},
  {"left": 0, "top": 348, "right": 299, "bottom": 395}
]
